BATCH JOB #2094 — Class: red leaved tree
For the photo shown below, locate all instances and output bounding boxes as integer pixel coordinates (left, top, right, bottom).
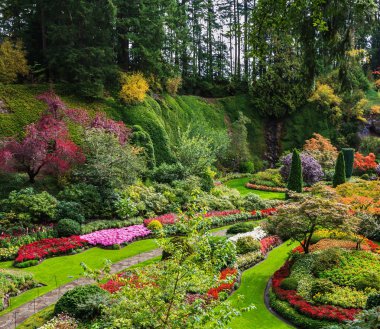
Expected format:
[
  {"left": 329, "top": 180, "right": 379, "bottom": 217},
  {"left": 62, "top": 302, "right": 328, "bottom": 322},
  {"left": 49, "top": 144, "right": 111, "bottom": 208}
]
[{"left": 0, "top": 115, "right": 85, "bottom": 183}]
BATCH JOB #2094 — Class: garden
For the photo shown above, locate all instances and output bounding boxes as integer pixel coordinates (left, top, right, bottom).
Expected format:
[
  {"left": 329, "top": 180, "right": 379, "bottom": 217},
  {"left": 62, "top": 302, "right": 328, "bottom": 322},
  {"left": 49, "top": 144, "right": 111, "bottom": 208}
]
[{"left": 0, "top": 2, "right": 380, "bottom": 328}]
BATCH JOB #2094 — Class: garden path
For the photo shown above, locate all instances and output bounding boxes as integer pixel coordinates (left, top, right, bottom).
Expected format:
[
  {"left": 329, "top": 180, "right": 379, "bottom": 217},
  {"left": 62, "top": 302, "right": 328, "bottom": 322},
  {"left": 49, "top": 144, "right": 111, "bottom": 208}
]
[{"left": 0, "top": 249, "right": 161, "bottom": 329}]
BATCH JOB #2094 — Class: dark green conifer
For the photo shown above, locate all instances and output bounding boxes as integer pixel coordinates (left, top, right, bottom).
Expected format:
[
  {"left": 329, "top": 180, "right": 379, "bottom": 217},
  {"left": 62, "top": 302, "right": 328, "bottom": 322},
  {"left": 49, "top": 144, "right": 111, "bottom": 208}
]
[
  {"left": 287, "top": 149, "right": 303, "bottom": 193},
  {"left": 333, "top": 151, "right": 346, "bottom": 188}
]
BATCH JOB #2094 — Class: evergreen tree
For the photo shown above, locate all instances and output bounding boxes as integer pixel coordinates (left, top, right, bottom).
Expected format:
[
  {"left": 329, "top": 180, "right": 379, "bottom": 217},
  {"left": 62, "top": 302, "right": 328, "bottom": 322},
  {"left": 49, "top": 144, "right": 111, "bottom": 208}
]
[
  {"left": 342, "top": 148, "right": 354, "bottom": 178},
  {"left": 287, "top": 149, "right": 303, "bottom": 193},
  {"left": 333, "top": 152, "right": 346, "bottom": 188}
]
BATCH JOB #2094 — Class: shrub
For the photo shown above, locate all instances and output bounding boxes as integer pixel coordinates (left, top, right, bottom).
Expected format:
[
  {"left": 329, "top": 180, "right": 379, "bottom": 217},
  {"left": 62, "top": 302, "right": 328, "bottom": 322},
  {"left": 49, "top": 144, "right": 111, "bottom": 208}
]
[
  {"left": 38, "top": 314, "right": 78, "bottom": 329},
  {"left": 151, "top": 163, "right": 185, "bottom": 184},
  {"left": 0, "top": 188, "right": 58, "bottom": 223},
  {"left": 56, "top": 201, "right": 85, "bottom": 224},
  {"left": 354, "top": 152, "right": 378, "bottom": 173},
  {"left": 280, "top": 277, "right": 298, "bottom": 290},
  {"left": 166, "top": 76, "right": 182, "bottom": 95},
  {"left": 119, "top": 72, "right": 149, "bottom": 103},
  {"left": 147, "top": 220, "right": 163, "bottom": 231},
  {"left": 227, "top": 222, "right": 255, "bottom": 235},
  {"left": 311, "top": 278, "right": 335, "bottom": 295},
  {"left": 239, "top": 161, "right": 254, "bottom": 173},
  {"left": 366, "top": 292, "right": 380, "bottom": 309},
  {"left": 14, "top": 260, "right": 39, "bottom": 268},
  {"left": 56, "top": 219, "right": 82, "bottom": 237},
  {"left": 54, "top": 285, "right": 109, "bottom": 320},
  {"left": 333, "top": 152, "right": 346, "bottom": 188},
  {"left": 287, "top": 149, "right": 303, "bottom": 193},
  {"left": 303, "top": 133, "right": 338, "bottom": 170},
  {"left": 355, "top": 272, "right": 380, "bottom": 290},
  {"left": 242, "top": 193, "right": 271, "bottom": 211},
  {"left": 235, "top": 236, "right": 261, "bottom": 254},
  {"left": 130, "top": 125, "right": 156, "bottom": 169},
  {"left": 236, "top": 251, "right": 264, "bottom": 271},
  {"left": 342, "top": 148, "right": 355, "bottom": 178},
  {"left": 0, "top": 39, "right": 29, "bottom": 83},
  {"left": 375, "top": 79, "right": 380, "bottom": 91},
  {"left": 250, "top": 168, "right": 285, "bottom": 187},
  {"left": 312, "top": 249, "right": 342, "bottom": 274},
  {"left": 161, "top": 236, "right": 193, "bottom": 260}
]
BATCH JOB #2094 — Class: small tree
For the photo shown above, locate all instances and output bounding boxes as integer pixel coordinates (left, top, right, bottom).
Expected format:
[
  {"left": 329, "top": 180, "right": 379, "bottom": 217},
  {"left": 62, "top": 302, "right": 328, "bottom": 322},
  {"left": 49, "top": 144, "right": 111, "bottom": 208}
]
[
  {"left": 287, "top": 149, "right": 303, "bottom": 193},
  {"left": 266, "top": 187, "right": 351, "bottom": 253},
  {"left": 303, "top": 133, "right": 338, "bottom": 170},
  {"left": 0, "top": 39, "right": 29, "bottom": 83},
  {"left": 119, "top": 72, "right": 149, "bottom": 104},
  {"left": 342, "top": 148, "right": 355, "bottom": 178},
  {"left": 333, "top": 152, "right": 346, "bottom": 188}
]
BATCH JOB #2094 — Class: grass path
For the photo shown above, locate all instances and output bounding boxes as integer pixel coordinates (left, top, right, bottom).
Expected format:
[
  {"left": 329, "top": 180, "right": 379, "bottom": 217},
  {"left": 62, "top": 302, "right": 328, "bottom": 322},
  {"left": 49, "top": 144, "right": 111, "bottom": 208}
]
[
  {"left": 228, "top": 241, "right": 297, "bottom": 329},
  {"left": 225, "top": 178, "right": 286, "bottom": 200},
  {"left": 0, "top": 239, "right": 158, "bottom": 315}
]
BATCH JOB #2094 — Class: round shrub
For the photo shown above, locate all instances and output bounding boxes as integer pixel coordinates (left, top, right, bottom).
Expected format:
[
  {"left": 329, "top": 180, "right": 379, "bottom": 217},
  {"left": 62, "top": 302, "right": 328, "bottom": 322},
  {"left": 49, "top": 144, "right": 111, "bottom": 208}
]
[
  {"left": 312, "top": 249, "right": 342, "bottom": 274},
  {"left": 227, "top": 222, "right": 255, "bottom": 235},
  {"left": 239, "top": 161, "right": 254, "bottom": 174},
  {"left": 355, "top": 272, "right": 380, "bottom": 290},
  {"left": 311, "top": 279, "right": 335, "bottom": 295},
  {"left": 243, "top": 193, "right": 270, "bottom": 210},
  {"left": 366, "top": 292, "right": 380, "bottom": 309},
  {"left": 280, "top": 277, "right": 298, "bottom": 290},
  {"left": 54, "top": 284, "right": 109, "bottom": 320},
  {"left": 161, "top": 236, "right": 193, "bottom": 260},
  {"left": 151, "top": 163, "right": 185, "bottom": 184},
  {"left": 147, "top": 220, "right": 163, "bottom": 231},
  {"left": 235, "top": 236, "right": 261, "bottom": 255},
  {"left": 56, "top": 219, "right": 82, "bottom": 238}
]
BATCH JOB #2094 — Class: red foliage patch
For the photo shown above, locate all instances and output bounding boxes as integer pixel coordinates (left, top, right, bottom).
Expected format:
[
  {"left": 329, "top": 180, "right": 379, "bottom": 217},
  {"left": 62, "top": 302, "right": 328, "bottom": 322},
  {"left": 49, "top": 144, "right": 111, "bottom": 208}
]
[{"left": 207, "top": 268, "right": 238, "bottom": 300}]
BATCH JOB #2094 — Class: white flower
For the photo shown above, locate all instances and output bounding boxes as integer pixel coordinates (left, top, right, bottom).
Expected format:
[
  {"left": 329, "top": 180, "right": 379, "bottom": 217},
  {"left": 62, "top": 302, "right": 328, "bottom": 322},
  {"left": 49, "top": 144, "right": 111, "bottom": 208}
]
[{"left": 228, "top": 227, "right": 267, "bottom": 243}]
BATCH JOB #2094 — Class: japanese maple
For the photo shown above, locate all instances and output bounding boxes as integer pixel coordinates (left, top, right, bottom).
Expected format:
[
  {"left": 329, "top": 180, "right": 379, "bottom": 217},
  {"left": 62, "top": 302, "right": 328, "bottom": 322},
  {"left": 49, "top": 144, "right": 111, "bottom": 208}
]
[
  {"left": 0, "top": 115, "right": 85, "bottom": 183},
  {"left": 353, "top": 152, "right": 378, "bottom": 172}
]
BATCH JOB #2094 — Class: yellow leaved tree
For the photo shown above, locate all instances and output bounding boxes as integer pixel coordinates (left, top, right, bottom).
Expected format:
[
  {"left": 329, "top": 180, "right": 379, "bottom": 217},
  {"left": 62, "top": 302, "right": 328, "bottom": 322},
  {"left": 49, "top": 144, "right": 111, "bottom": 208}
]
[
  {"left": 0, "top": 40, "right": 29, "bottom": 83},
  {"left": 119, "top": 72, "right": 149, "bottom": 104}
]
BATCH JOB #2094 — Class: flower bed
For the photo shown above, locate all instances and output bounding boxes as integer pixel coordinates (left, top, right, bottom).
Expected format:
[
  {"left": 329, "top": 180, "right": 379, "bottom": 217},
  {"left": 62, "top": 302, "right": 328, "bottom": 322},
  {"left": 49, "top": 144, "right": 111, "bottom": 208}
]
[
  {"left": 80, "top": 225, "right": 151, "bottom": 247},
  {"left": 144, "top": 213, "right": 177, "bottom": 226},
  {"left": 228, "top": 227, "right": 267, "bottom": 243},
  {"left": 260, "top": 235, "right": 281, "bottom": 254},
  {"left": 272, "top": 261, "right": 361, "bottom": 322},
  {"left": 207, "top": 268, "right": 238, "bottom": 299},
  {"left": 15, "top": 236, "right": 86, "bottom": 263},
  {"left": 204, "top": 210, "right": 241, "bottom": 218},
  {"left": 246, "top": 183, "right": 312, "bottom": 193}
]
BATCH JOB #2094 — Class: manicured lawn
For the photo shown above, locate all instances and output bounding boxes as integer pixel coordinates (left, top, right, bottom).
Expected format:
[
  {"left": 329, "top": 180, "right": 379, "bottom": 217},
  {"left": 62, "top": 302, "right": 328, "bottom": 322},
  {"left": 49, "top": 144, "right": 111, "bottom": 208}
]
[
  {"left": 228, "top": 241, "right": 297, "bottom": 329},
  {"left": 0, "top": 239, "right": 158, "bottom": 315},
  {"left": 225, "top": 178, "right": 286, "bottom": 200}
]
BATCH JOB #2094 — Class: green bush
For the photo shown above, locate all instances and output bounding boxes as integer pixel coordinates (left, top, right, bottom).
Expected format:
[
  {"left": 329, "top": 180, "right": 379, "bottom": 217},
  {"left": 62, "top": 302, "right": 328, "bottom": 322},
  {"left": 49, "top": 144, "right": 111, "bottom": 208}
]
[
  {"left": 239, "top": 161, "right": 254, "bottom": 173},
  {"left": 227, "top": 222, "right": 255, "bottom": 235},
  {"left": 207, "top": 236, "right": 236, "bottom": 270},
  {"left": 287, "top": 149, "right": 303, "bottom": 193},
  {"left": 355, "top": 272, "right": 380, "bottom": 290},
  {"left": 56, "top": 219, "right": 82, "bottom": 237},
  {"left": 130, "top": 125, "right": 156, "bottom": 169},
  {"left": 54, "top": 285, "right": 109, "bottom": 321},
  {"left": 342, "top": 148, "right": 354, "bottom": 178},
  {"left": 366, "top": 292, "right": 380, "bottom": 309},
  {"left": 235, "top": 236, "right": 261, "bottom": 255},
  {"left": 250, "top": 168, "right": 285, "bottom": 187},
  {"left": 312, "top": 249, "right": 342, "bottom": 274},
  {"left": 236, "top": 251, "right": 264, "bottom": 271},
  {"left": 280, "top": 277, "right": 299, "bottom": 290},
  {"left": 333, "top": 152, "right": 346, "bottom": 188},
  {"left": 161, "top": 236, "right": 193, "bottom": 261},
  {"left": 56, "top": 201, "right": 85, "bottom": 224},
  {"left": 14, "top": 260, "right": 39, "bottom": 268},
  {"left": 242, "top": 193, "right": 271, "bottom": 210},
  {"left": 311, "top": 278, "right": 335, "bottom": 295},
  {"left": 0, "top": 188, "right": 58, "bottom": 223}
]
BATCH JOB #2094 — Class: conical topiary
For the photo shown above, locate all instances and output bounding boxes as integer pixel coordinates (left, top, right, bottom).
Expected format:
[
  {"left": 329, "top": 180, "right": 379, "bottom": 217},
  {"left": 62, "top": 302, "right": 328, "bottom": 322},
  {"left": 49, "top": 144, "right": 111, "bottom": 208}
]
[
  {"left": 342, "top": 148, "right": 354, "bottom": 178},
  {"left": 333, "top": 151, "right": 346, "bottom": 188},
  {"left": 287, "top": 149, "right": 303, "bottom": 193}
]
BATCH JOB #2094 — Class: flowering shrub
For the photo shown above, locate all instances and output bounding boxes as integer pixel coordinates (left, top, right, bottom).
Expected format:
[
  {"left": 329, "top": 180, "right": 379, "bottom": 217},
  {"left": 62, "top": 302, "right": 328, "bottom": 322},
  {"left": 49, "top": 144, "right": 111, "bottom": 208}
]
[
  {"left": 207, "top": 268, "right": 238, "bottom": 299},
  {"left": 0, "top": 246, "right": 18, "bottom": 261},
  {"left": 260, "top": 236, "right": 281, "bottom": 254},
  {"left": 80, "top": 225, "right": 151, "bottom": 247},
  {"left": 144, "top": 213, "right": 177, "bottom": 226},
  {"left": 272, "top": 262, "right": 361, "bottom": 322},
  {"left": 15, "top": 236, "right": 86, "bottom": 263},
  {"left": 38, "top": 314, "right": 78, "bottom": 329},
  {"left": 354, "top": 152, "right": 378, "bottom": 172},
  {"left": 280, "top": 152, "right": 324, "bottom": 185}
]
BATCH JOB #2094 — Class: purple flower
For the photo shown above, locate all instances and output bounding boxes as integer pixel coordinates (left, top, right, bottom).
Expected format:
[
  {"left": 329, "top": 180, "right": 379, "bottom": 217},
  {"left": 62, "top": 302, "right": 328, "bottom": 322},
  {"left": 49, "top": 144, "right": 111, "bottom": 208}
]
[
  {"left": 280, "top": 152, "right": 324, "bottom": 185},
  {"left": 80, "top": 225, "right": 151, "bottom": 246}
]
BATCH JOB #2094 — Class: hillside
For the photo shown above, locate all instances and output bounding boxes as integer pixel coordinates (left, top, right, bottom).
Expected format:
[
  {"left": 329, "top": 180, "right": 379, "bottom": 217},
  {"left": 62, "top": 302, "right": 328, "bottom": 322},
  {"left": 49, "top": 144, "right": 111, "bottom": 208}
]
[{"left": 0, "top": 84, "right": 342, "bottom": 168}]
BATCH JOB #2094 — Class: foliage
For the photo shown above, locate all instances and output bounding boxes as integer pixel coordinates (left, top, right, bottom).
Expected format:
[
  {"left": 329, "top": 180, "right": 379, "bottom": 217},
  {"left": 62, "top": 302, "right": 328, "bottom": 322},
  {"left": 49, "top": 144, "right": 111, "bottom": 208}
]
[
  {"left": 235, "top": 236, "right": 261, "bottom": 255},
  {"left": 227, "top": 222, "right": 256, "bottom": 235},
  {"left": 359, "top": 137, "right": 380, "bottom": 159},
  {"left": 0, "top": 115, "right": 85, "bottom": 183},
  {"left": 286, "top": 149, "right": 303, "bottom": 193},
  {"left": 120, "top": 72, "right": 149, "bottom": 104},
  {"left": 0, "top": 39, "right": 28, "bottom": 83},
  {"left": 74, "top": 129, "right": 145, "bottom": 189},
  {"left": 266, "top": 186, "right": 351, "bottom": 253},
  {"left": 333, "top": 152, "right": 346, "bottom": 188},
  {"left": 146, "top": 219, "right": 163, "bottom": 232},
  {"left": 250, "top": 169, "right": 285, "bottom": 187},
  {"left": 0, "top": 188, "right": 57, "bottom": 223},
  {"left": 166, "top": 76, "right": 182, "bottom": 95},
  {"left": 151, "top": 162, "right": 185, "bottom": 184},
  {"left": 281, "top": 151, "right": 324, "bottom": 187},
  {"left": 342, "top": 148, "right": 355, "bottom": 178},
  {"left": 54, "top": 284, "right": 110, "bottom": 321},
  {"left": 366, "top": 292, "right": 380, "bottom": 309},
  {"left": 280, "top": 277, "right": 298, "bottom": 291},
  {"left": 130, "top": 125, "right": 156, "bottom": 169},
  {"left": 354, "top": 152, "right": 378, "bottom": 172},
  {"left": 236, "top": 251, "right": 264, "bottom": 271},
  {"left": 90, "top": 113, "right": 131, "bottom": 145},
  {"left": 303, "top": 133, "right": 338, "bottom": 170},
  {"left": 56, "top": 219, "right": 82, "bottom": 238},
  {"left": 56, "top": 201, "right": 85, "bottom": 224}
]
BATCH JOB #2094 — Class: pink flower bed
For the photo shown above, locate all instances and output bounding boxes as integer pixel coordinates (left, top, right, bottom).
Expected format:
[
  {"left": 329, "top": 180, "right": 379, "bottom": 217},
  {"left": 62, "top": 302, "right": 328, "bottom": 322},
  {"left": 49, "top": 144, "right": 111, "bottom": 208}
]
[
  {"left": 80, "top": 225, "right": 151, "bottom": 246},
  {"left": 260, "top": 235, "right": 281, "bottom": 254}
]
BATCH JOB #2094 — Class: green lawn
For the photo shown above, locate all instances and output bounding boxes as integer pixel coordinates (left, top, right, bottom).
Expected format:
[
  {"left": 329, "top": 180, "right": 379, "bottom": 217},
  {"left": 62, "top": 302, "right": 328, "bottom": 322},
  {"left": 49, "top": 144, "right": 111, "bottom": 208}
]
[
  {"left": 0, "top": 239, "right": 158, "bottom": 315},
  {"left": 225, "top": 178, "right": 286, "bottom": 200},
  {"left": 228, "top": 241, "right": 297, "bottom": 329}
]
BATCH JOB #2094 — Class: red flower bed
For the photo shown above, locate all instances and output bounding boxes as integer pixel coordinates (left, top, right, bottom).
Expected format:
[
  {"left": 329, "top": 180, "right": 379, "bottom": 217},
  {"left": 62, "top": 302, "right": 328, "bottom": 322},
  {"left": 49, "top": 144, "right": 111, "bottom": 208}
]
[
  {"left": 207, "top": 268, "right": 238, "bottom": 299},
  {"left": 260, "top": 208, "right": 277, "bottom": 216},
  {"left": 272, "top": 261, "right": 361, "bottom": 322},
  {"left": 260, "top": 235, "right": 282, "bottom": 254},
  {"left": 144, "top": 213, "right": 177, "bottom": 226},
  {"left": 15, "top": 236, "right": 86, "bottom": 263}
]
